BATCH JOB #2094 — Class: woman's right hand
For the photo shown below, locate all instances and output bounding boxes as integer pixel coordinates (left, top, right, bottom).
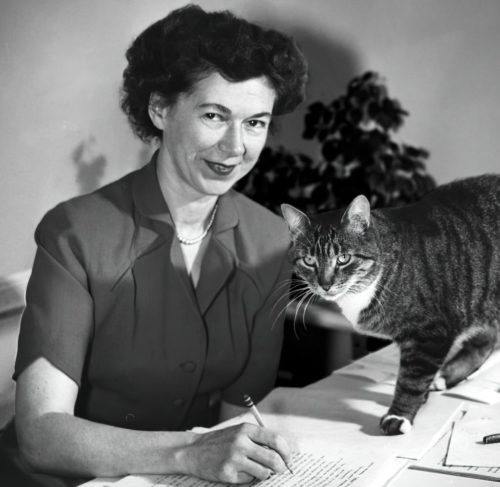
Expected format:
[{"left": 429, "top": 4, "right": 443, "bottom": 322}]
[{"left": 183, "top": 423, "right": 292, "bottom": 484}]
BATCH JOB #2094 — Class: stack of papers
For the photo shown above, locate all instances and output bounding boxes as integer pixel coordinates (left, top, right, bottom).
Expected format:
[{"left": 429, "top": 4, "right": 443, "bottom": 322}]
[
  {"left": 410, "top": 403, "right": 500, "bottom": 481},
  {"left": 446, "top": 405, "right": 500, "bottom": 468},
  {"left": 109, "top": 451, "right": 396, "bottom": 487}
]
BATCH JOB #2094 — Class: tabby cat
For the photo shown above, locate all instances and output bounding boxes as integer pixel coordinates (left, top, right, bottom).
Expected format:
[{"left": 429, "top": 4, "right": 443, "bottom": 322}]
[{"left": 281, "top": 175, "right": 500, "bottom": 435}]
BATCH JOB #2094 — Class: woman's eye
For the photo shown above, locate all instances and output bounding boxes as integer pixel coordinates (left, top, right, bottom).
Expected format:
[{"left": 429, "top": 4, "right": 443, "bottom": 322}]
[
  {"left": 203, "top": 112, "right": 224, "bottom": 122},
  {"left": 302, "top": 256, "right": 316, "bottom": 267},
  {"left": 337, "top": 253, "right": 351, "bottom": 265},
  {"left": 246, "top": 119, "right": 267, "bottom": 129}
]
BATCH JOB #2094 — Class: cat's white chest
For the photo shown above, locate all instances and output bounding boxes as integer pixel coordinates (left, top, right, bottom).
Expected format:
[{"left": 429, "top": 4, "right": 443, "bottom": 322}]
[{"left": 333, "top": 274, "right": 381, "bottom": 327}]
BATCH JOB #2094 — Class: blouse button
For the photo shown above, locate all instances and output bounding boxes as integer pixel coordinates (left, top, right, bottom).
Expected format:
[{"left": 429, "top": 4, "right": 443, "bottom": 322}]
[
  {"left": 125, "top": 413, "right": 135, "bottom": 423},
  {"left": 173, "top": 398, "right": 185, "bottom": 407},
  {"left": 180, "top": 361, "right": 196, "bottom": 373}
]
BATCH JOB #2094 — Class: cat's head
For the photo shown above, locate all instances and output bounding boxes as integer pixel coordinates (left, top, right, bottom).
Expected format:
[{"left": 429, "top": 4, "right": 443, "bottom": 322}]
[{"left": 281, "top": 195, "right": 382, "bottom": 302}]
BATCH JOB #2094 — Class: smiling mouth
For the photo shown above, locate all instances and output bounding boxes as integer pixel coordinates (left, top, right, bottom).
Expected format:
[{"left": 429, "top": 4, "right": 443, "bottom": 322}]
[{"left": 204, "top": 160, "right": 238, "bottom": 176}]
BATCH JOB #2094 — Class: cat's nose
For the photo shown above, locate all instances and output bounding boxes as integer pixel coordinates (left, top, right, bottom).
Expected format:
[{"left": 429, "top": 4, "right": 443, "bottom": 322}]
[{"left": 319, "top": 283, "right": 331, "bottom": 292}]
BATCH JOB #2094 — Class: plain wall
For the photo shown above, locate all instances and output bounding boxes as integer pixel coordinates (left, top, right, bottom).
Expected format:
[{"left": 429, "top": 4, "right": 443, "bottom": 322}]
[{"left": 1, "top": 0, "right": 499, "bottom": 277}]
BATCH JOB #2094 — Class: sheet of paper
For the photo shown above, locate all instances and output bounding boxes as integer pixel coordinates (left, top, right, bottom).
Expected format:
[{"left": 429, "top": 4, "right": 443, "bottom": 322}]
[
  {"left": 239, "top": 377, "right": 463, "bottom": 461},
  {"left": 390, "top": 462, "right": 498, "bottom": 487},
  {"left": 444, "top": 403, "right": 500, "bottom": 467},
  {"left": 409, "top": 430, "right": 500, "bottom": 482},
  {"left": 446, "top": 419, "right": 500, "bottom": 467},
  {"left": 110, "top": 451, "right": 396, "bottom": 487}
]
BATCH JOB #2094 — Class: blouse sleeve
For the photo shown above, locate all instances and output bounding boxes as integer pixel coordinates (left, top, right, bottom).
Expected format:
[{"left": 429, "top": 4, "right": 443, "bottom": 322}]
[
  {"left": 14, "top": 207, "right": 94, "bottom": 386},
  {"left": 221, "top": 254, "right": 292, "bottom": 406}
]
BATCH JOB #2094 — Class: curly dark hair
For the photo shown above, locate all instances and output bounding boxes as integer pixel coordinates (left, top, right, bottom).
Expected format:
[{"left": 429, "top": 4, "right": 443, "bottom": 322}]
[{"left": 120, "top": 4, "right": 308, "bottom": 141}]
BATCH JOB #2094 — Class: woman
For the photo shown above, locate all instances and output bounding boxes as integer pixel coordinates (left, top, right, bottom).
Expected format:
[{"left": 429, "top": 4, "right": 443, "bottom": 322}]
[{"left": 1, "top": 4, "right": 308, "bottom": 486}]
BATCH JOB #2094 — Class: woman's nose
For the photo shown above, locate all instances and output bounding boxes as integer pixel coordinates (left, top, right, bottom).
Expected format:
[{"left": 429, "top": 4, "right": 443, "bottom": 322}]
[{"left": 218, "top": 125, "right": 245, "bottom": 156}]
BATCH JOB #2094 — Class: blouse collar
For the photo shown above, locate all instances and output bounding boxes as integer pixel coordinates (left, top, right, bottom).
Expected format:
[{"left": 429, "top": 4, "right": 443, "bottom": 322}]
[{"left": 131, "top": 150, "right": 239, "bottom": 234}]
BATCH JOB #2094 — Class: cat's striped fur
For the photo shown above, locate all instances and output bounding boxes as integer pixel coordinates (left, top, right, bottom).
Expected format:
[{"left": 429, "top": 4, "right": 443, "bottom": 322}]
[{"left": 282, "top": 175, "right": 500, "bottom": 435}]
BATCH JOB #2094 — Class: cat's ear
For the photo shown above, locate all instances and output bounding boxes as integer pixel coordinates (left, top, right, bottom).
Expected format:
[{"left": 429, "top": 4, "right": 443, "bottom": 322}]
[
  {"left": 341, "top": 195, "right": 371, "bottom": 234},
  {"left": 281, "top": 204, "right": 310, "bottom": 236}
]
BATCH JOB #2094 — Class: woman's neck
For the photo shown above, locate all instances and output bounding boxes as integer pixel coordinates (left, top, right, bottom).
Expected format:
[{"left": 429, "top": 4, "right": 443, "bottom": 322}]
[{"left": 156, "top": 147, "right": 218, "bottom": 238}]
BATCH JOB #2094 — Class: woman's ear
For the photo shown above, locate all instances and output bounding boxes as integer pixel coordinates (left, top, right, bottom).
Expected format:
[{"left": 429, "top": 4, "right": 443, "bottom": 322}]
[{"left": 148, "top": 92, "right": 167, "bottom": 131}]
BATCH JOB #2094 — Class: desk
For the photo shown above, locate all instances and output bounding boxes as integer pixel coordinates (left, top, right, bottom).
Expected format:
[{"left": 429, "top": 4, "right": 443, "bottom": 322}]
[
  {"left": 309, "top": 344, "right": 500, "bottom": 486},
  {"left": 82, "top": 344, "right": 500, "bottom": 486},
  {"left": 305, "top": 345, "right": 500, "bottom": 486}
]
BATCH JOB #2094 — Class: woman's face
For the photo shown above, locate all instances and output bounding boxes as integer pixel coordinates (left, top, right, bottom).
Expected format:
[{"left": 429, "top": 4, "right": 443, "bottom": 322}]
[{"left": 154, "top": 71, "right": 276, "bottom": 198}]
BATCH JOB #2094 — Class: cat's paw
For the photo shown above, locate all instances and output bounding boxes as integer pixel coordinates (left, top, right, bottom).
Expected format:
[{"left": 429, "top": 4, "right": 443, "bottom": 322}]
[
  {"left": 429, "top": 372, "right": 447, "bottom": 391},
  {"left": 380, "top": 414, "right": 412, "bottom": 435}
]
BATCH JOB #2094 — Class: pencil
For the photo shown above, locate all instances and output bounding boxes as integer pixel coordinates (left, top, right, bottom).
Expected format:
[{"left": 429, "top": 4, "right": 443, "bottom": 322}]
[
  {"left": 483, "top": 433, "right": 500, "bottom": 444},
  {"left": 243, "top": 394, "right": 294, "bottom": 475}
]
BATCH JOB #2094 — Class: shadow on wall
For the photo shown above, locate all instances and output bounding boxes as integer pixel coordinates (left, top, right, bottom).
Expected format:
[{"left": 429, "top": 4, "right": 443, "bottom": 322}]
[
  {"left": 266, "top": 23, "right": 362, "bottom": 156},
  {"left": 72, "top": 136, "right": 155, "bottom": 196},
  {"left": 72, "top": 137, "right": 107, "bottom": 195}
]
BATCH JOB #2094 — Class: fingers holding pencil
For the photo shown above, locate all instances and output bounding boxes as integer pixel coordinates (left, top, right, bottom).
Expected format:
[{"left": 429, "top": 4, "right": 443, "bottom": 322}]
[
  {"left": 187, "top": 423, "right": 288, "bottom": 483},
  {"left": 245, "top": 422, "right": 294, "bottom": 475},
  {"left": 243, "top": 394, "right": 294, "bottom": 475}
]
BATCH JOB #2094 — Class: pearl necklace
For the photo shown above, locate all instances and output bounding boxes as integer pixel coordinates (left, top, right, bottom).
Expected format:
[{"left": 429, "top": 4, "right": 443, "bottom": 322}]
[{"left": 176, "top": 203, "right": 218, "bottom": 246}]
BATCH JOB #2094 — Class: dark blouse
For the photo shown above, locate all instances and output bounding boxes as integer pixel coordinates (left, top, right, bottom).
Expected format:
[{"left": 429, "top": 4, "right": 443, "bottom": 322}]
[{"left": 14, "top": 157, "right": 292, "bottom": 432}]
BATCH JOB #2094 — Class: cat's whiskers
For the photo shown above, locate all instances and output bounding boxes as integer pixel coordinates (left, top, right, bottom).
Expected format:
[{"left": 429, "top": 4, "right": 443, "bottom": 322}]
[
  {"left": 271, "top": 279, "right": 302, "bottom": 303},
  {"left": 286, "top": 276, "right": 321, "bottom": 334},
  {"left": 290, "top": 288, "right": 315, "bottom": 337},
  {"left": 272, "top": 277, "right": 299, "bottom": 293},
  {"left": 271, "top": 288, "right": 306, "bottom": 334},
  {"left": 269, "top": 278, "right": 303, "bottom": 305},
  {"left": 301, "top": 292, "right": 319, "bottom": 328},
  {"left": 298, "top": 291, "right": 313, "bottom": 328},
  {"left": 285, "top": 279, "right": 311, "bottom": 296},
  {"left": 271, "top": 282, "right": 311, "bottom": 330},
  {"left": 270, "top": 277, "right": 308, "bottom": 313},
  {"left": 294, "top": 289, "right": 312, "bottom": 320}
]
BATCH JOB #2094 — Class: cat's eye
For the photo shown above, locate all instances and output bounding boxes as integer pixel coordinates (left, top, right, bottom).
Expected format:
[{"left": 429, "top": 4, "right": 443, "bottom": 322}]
[
  {"left": 302, "top": 256, "right": 316, "bottom": 267},
  {"left": 337, "top": 253, "right": 351, "bottom": 265}
]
